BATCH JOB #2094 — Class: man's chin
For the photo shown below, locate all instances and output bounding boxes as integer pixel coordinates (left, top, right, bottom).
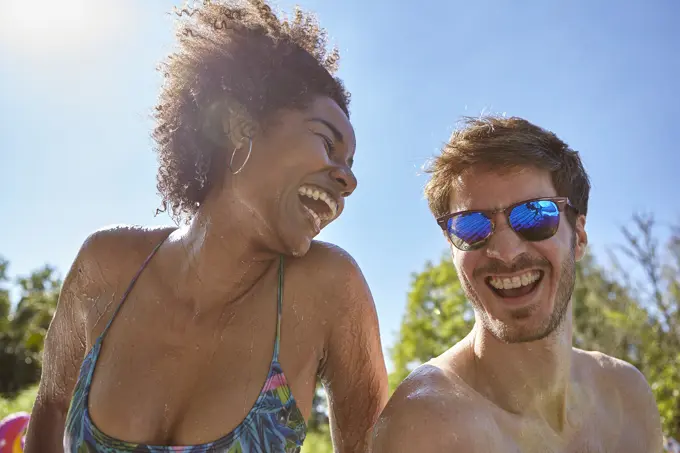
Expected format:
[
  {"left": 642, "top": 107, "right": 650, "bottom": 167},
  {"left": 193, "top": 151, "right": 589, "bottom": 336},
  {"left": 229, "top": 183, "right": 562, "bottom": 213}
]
[
  {"left": 502, "top": 328, "right": 555, "bottom": 344},
  {"left": 484, "top": 318, "right": 557, "bottom": 344}
]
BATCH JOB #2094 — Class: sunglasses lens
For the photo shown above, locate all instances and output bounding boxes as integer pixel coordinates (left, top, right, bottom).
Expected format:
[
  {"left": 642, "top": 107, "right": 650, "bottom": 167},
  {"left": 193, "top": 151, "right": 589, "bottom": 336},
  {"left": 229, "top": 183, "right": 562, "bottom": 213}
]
[
  {"left": 509, "top": 200, "right": 560, "bottom": 241},
  {"left": 447, "top": 212, "right": 493, "bottom": 250}
]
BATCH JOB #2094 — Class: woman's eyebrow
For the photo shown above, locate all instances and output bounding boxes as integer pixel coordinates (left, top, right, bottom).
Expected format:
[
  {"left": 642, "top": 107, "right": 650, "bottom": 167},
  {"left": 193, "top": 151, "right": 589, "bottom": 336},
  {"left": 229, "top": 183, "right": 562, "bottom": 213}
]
[{"left": 306, "top": 117, "right": 344, "bottom": 144}]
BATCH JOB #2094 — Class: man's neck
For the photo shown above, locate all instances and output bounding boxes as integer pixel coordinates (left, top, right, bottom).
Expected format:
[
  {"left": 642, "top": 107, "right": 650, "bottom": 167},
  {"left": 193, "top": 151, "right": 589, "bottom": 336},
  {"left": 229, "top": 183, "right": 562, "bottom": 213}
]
[{"left": 467, "top": 310, "right": 575, "bottom": 432}]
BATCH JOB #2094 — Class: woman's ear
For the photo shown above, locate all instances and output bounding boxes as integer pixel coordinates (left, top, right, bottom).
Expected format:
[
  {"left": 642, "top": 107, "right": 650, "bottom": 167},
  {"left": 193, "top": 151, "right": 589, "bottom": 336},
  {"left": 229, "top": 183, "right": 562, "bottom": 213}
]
[
  {"left": 221, "top": 102, "right": 255, "bottom": 148},
  {"left": 574, "top": 214, "right": 588, "bottom": 261},
  {"left": 201, "top": 99, "right": 255, "bottom": 149}
]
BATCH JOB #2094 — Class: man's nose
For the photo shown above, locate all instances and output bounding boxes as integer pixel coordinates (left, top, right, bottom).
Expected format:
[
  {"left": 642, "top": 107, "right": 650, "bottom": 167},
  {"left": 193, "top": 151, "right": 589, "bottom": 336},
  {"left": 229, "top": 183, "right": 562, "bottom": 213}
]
[{"left": 484, "top": 214, "right": 529, "bottom": 264}]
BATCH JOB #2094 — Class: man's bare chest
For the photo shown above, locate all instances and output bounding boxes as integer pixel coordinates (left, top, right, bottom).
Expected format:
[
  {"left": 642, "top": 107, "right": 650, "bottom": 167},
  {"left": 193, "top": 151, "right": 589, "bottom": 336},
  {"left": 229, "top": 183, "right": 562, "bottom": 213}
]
[{"left": 493, "top": 414, "right": 630, "bottom": 453}]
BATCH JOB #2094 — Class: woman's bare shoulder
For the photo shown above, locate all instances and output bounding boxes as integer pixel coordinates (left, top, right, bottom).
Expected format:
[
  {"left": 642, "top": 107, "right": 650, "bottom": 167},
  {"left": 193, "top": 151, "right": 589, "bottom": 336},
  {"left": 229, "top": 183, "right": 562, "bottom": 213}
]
[
  {"left": 293, "top": 240, "right": 361, "bottom": 275},
  {"left": 287, "top": 240, "right": 375, "bottom": 323},
  {"left": 74, "top": 224, "right": 174, "bottom": 282},
  {"left": 289, "top": 241, "right": 367, "bottom": 295},
  {"left": 81, "top": 224, "right": 175, "bottom": 254},
  {"left": 65, "top": 224, "right": 175, "bottom": 337}
]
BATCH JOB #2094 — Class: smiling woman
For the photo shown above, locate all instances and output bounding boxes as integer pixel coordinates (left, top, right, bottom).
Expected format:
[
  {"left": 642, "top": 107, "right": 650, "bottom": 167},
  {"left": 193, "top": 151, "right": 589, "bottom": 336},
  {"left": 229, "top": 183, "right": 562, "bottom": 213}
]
[
  {"left": 0, "top": 0, "right": 126, "bottom": 60},
  {"left": 22, "top": 1, "right": 388, "bottom": 452}
]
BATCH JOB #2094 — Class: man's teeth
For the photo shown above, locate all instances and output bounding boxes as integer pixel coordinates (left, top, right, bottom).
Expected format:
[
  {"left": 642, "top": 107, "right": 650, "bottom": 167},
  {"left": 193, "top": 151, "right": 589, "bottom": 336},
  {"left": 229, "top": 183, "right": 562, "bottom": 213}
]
[
  {"left": 488, "top": 271, "right": 541, "bottom": 290},
  {"left": 297, "top": 186, "right": 338, "bottom": 219}
]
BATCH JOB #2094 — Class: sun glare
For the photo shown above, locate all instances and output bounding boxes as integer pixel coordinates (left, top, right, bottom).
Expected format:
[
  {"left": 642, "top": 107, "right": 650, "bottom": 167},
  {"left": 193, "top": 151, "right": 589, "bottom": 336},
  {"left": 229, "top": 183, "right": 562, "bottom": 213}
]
[{"left": 0, "top": 0, "right": 127, "bottom": 61}]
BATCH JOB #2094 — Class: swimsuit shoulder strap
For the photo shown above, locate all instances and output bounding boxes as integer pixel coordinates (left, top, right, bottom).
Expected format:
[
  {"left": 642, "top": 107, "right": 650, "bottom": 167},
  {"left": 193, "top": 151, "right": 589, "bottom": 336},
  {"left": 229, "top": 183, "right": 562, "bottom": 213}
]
[
  {"left": 272, "top": 255, "right": 284, "bottom": 361},
  {"left": 100, "top": 234, "right": 169, "bottom": 336}
]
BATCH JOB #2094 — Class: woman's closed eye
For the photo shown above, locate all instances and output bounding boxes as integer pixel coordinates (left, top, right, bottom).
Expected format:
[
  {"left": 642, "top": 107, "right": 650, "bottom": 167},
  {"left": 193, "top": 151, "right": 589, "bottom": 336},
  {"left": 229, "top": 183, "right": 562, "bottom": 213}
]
[
  {"left": 319, "top": 133, "right": 335, "bottom": 155},
  {"left": 312, "top": 129, "right": 353, "bottom": 168}
]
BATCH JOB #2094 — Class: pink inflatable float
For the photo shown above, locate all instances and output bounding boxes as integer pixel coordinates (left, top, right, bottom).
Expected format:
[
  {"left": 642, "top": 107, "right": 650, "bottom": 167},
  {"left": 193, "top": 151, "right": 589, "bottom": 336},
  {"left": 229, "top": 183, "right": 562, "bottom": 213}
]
[{"left": 0, "top": 412, "right": 30, "bottom": 453}]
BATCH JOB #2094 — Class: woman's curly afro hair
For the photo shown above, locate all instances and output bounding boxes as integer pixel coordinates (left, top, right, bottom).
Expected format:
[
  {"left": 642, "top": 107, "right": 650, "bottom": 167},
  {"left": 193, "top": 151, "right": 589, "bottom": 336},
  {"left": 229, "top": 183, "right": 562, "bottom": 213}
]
[{"left": 152, "top": 0, "right": 350, "bottom": 222}]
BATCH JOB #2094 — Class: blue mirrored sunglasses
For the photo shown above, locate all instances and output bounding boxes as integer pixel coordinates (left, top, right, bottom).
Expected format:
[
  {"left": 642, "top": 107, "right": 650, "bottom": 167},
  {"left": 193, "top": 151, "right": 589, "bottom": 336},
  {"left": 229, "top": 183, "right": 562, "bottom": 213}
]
[{"left": 436, "top": 197, "right": 577, "bottom": 251}]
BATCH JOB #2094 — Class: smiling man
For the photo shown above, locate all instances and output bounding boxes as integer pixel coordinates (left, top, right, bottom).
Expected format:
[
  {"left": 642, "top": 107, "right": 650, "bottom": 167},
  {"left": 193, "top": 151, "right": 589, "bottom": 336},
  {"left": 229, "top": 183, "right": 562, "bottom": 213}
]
[{"left": 372, "top": 116, "right": 664, "bottom": 452}]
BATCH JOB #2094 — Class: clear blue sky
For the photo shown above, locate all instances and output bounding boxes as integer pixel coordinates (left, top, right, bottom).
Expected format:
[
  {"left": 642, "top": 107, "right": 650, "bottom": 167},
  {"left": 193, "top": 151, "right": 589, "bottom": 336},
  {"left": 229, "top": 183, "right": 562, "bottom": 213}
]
[{"left": 1, "top": 0, "right": 678, "bottom": 367}]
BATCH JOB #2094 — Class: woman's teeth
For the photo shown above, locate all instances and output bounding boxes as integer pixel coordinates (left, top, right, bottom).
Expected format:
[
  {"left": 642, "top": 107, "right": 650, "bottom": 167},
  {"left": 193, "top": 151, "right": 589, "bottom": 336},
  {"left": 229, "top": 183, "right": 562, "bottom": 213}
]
[
  {"left": 488, "top": 271, "right": 541, "bottom": 290},
  {"left": 302, "top": 205, "right": 321, "bottom": 230},
  {"left": 297, "top": 185, "right": 338, "bottom": 219}
]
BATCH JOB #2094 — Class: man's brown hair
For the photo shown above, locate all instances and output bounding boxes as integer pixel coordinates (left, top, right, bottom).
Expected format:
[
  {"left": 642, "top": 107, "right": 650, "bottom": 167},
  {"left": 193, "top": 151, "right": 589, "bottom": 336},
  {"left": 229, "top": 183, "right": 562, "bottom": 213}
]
[{"left": 424, "top": 115, "right": 590, "bottom": 226}]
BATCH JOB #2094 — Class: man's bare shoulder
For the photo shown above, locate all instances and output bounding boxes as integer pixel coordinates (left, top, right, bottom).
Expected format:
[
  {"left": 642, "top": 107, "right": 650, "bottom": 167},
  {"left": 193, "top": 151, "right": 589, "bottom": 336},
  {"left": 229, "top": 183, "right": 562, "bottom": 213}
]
[
  {"left": 574, "top": 348, "right": 664, "bottom": 450},
  {"left": 574, "top": 348, "right": 653, "bottom": 396},
  {"left": 372, "top": 363, "right": 501, "bottom": 453},
  {"left": 574, "top": 349, "right": 656, "bottom": 409}
]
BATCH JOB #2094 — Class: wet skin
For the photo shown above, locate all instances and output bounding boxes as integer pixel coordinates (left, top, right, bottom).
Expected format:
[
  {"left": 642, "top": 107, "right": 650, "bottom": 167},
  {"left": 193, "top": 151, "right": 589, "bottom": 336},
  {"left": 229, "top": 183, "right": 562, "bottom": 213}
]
[
  {"left": 372, "top": 167, "right": 663, "bottom": 453},
  {"left": 24, "top": 97, "right": 389, "bottom": 451}
]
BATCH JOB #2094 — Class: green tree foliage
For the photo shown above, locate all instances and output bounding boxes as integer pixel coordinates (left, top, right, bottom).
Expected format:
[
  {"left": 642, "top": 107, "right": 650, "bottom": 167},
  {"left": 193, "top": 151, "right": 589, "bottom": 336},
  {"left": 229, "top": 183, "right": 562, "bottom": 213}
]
[
  {"left": 389, "top": 215, "right": 680, "bottom": 439},
  {"left": 388, "top": 254, "right": 473, "bottom": 391},
  {"left": 0, "top": 259, "right": 11, "bottom": 332},
  {"left": 0, "top": 384, "right": 38, "bottom": 419},
  {"left": 300, "top": 425, "right": 333, "bottom": 453},
  {"left": 307, "top": 383, "right": 330, "bottom": 432},
  {"left": 0, "top": 257, "right": 61, "bottom": 396},
  {"left": 614, "top": 215, "right": 680, "bottom": 439}
]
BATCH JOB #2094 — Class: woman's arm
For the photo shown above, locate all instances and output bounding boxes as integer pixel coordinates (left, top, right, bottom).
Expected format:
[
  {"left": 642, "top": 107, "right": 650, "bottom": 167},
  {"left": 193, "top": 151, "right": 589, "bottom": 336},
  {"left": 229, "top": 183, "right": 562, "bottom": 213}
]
[
  {"left": 23, "top": 235, "right": 98, "bottom": 452},
  {"left": 23, "top": 226, "right": 175, "bottom": 451},
  {"left": 317, "top": 251, "right": 389, "bottom": 453}
]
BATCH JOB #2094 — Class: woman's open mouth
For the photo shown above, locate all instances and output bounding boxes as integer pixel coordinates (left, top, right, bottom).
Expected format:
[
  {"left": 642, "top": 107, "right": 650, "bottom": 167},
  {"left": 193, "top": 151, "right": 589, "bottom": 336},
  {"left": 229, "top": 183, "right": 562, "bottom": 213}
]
[{"left": 298, "top": 185, "right": 338, "bottom": 231}]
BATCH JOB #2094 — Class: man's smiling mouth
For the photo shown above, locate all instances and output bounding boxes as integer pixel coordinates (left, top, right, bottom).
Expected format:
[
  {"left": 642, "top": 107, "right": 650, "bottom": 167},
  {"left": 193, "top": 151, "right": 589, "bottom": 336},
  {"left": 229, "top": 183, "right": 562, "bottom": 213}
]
[{"left": 485, "top": 270, "right": 543, "bottom": 298}]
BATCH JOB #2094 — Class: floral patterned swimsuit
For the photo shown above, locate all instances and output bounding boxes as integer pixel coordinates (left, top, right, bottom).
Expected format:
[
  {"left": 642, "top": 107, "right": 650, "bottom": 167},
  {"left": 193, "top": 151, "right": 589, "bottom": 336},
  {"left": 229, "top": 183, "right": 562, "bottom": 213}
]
[{"left": 63, "top": 238, "right": 307, "bottom": 452}]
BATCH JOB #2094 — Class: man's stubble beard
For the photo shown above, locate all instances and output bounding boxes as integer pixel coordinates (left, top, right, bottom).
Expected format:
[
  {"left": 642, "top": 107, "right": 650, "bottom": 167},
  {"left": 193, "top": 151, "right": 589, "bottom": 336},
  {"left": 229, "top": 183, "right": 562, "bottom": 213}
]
[{"left": 460, "top": 241, "right": 576, "bottom": 344}]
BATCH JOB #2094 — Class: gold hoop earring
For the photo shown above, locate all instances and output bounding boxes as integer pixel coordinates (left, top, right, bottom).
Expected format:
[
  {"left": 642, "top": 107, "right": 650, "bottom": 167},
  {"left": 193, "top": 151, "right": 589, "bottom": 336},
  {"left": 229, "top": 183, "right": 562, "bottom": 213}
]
[{"left": 229, "top": 136, "right": 253, "bottom": 175}]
